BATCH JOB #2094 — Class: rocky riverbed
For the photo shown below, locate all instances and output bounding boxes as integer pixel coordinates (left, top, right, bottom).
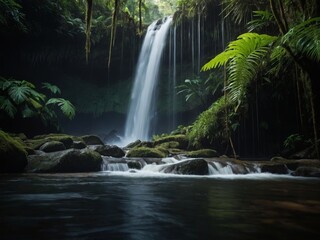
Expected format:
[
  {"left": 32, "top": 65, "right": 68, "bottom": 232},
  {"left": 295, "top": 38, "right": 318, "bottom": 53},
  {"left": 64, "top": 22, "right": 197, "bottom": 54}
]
[{"left": 1, "top": 130, "right": 319, "bottom": 177}]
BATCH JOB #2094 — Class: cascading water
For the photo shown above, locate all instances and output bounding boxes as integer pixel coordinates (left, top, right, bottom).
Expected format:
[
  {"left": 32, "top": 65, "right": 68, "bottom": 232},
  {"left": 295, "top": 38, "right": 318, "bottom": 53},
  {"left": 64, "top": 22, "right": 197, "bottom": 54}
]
[{"left": 124, "top": 17, "right": 173, "bottom": 144}]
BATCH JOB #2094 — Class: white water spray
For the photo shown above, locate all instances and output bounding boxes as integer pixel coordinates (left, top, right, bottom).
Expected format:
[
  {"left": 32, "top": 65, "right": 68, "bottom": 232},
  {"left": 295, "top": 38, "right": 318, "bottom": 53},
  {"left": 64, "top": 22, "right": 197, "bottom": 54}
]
[{"left": 124, "top": 17, "right": 172, "bottom": 144}]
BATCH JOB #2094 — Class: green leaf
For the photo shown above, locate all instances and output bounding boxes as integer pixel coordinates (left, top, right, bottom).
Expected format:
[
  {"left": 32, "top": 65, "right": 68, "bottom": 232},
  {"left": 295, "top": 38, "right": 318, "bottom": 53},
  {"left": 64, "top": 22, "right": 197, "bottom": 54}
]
[
  {"left": 46, "top": 98, "right": 76, "bottom": 119},
  {"left": 0, "top": 97, "right": 17, "bottom": 118},
  {"left": 8, "top": 85, "right": 32, "bottom": 104},
  {"left": 42, "top": 82, "right": 61, "bottom": 95}
]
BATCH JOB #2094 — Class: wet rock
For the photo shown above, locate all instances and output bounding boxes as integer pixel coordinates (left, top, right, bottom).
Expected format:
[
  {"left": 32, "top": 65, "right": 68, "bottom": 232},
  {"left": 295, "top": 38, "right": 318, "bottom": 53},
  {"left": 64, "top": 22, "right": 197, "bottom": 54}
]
[
  {"left": 127, "top": 161, "right": 142, "bottom": 170},
  {"left": 125, "top": 140, "right": 141, "bottom": 149},
  {"left": 27, "top": 148, "right": 102, "bottom": 173},
  {"left": 94, "top": 145, "right": 125, "bottom": 158},
  {"left": 0, "top": 130, "right": 28, "bottom": 173},
  {"left": 126, "top": 147, "right": 166, "bottom": 158},
  {"left": 40, "top": 141, "right": 66, "bottom": 153},
  {"left": 72, "top": 141, "right": 86, "bottom": 149},
  {"left": 260, "top": 164, "right": 288, "bottom": 174},
  {"left": 154, "top": 134, "right": 189, "bottom": 150},
  {"left": 186, "top": 149, "right": 218, "bottom": 158},
  {"left": 163, "top": 159, "right": 209, "bottom": 175},
  {"left": 81, "top": 135, "right": 104, "bottom": 145},
  {"left": 292, "top": 167, "right": 320, "bottom": 178}
]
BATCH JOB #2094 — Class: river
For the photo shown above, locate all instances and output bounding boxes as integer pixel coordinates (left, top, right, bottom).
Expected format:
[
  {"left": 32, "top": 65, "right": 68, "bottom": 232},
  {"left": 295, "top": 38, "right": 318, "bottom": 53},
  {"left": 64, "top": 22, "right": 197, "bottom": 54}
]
[{"left": 1, "top": 172, "right": 319, "bottom": 239}]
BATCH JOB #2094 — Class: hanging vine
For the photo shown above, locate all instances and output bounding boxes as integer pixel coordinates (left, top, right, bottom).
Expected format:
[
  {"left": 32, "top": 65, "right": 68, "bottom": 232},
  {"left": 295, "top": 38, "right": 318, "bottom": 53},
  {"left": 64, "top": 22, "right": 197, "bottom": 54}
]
[{"left": 85, "top": 0, "right": 93, "bottom": 63}]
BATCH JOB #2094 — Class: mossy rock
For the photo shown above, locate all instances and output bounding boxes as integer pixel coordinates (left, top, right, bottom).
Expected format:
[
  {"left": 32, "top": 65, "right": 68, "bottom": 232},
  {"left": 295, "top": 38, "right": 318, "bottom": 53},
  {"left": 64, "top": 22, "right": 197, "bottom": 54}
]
[
  {"left": 126, "top": 147, "right": 166, "bottom": 158},
  {"left": 186, "top": 149, "right": 218, "bottom": 158},
  {"left": 125, "top": 140, "right": 141, "bottom": 149},
  {"left": 72, "top": 141, "right": 87, "bottom": 149},
  {"left": 25, "top": 134, "right": 79, "bottom": 150},
  {"left": 40, "top": 141, "right": 66, "bottom": 153},
  {"left": 127, "top": 161, "right": 142, "bottom": 170},
  {"left": 26, "top": 149, "right": 102, "bottom": 173},
  {"left": 154, "top": 134, "right": 189, "bottom": 149},
  {"left": 81, "top": 135, "right": 104, "bottom": 145},
  {"left": 94, "top": 145, "right": 125, "bottom": 158},
  {"left": 158, "top": 141, "right": 180, "bottom": 149},
  {"left": 0, "top": 130, "right": 28, "bottom": 173}
]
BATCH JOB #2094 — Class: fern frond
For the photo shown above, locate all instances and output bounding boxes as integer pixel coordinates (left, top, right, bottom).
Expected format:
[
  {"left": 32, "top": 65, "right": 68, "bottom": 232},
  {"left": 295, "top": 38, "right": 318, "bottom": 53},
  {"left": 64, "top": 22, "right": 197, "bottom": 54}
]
[
  {"left": 202, "top": 33, "right": 277, "bottom": 108},
  {"left": 282, "top": 17, "right": 320, "bottom": 62}
]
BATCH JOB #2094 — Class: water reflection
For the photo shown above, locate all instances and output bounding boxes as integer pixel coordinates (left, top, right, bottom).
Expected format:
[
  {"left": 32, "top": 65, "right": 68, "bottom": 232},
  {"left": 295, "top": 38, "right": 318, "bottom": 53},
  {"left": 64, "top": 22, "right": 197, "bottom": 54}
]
[{"left": 0, "top": 174, "right": 319, "bottom": 239}]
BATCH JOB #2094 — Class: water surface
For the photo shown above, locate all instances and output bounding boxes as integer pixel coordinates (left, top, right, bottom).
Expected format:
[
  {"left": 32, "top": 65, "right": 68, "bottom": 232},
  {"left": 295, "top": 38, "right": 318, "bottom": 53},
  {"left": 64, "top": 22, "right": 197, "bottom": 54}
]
[{"left": 0, "top": 173, "right": 319, "bottom": 239}]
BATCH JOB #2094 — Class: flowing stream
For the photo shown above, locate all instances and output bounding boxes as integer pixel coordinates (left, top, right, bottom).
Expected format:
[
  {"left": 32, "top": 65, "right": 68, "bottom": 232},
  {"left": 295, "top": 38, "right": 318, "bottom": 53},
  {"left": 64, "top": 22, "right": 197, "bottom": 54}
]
[{"left": 124, "top": 17, "right": 172, "bottom": 144}]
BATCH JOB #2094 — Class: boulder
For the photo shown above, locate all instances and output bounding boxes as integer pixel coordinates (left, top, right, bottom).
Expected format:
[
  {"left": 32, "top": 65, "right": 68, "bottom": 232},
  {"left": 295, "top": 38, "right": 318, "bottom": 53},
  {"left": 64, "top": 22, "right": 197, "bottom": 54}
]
[
  {"left": 81, "top": 135, "right": 104, "bottom": 145},
  {"left": 125, "top": 140, "right": 141, "bottom": 149},
  {"left": 162, "top": 159, "right": 209, "bottom": 175},
  {"left": 292, "top": 167, "right": 320, "bottom": 178},
  {"left": 94, "top": 145, "right": 125, "bottom": 158},
  {"left": 40, "top": 141, "right": 66, "bottom": 153},
  {"left": 186, "top": 149, "right": 218, "bottom": 158},
  {"left": 72, "top": 141, "right": 86, "bottom": 149},
  {"left": 0, "top": 131, "right": 28, "bottom": 173},
  {"left": 260, "top": 164, "right": 288, "bottom": 174},
  {"left": 127, "top": 161, "right": 143, "bottom": 170},
  {"left": 154, "top": 134, "right": 189, "bottom": 149},
  {"left": 25, "top": 134, "right": 78, "bottom": 150},
  {"left": 26, "top": 149, "right": 102, "bottom": 173},
  {"left": 126, "top": 147, "right": 166, "bottom": 158}
]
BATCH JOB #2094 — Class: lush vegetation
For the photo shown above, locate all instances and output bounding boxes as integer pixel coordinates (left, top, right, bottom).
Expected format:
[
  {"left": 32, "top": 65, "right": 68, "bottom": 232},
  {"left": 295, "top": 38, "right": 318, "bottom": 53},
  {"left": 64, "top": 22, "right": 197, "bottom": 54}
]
[
  {"left": 1, "top": 0, "right": 319, "bottom": 158},
  {"left": 177, "top": 0, "right": 320, "bottom": 158}
]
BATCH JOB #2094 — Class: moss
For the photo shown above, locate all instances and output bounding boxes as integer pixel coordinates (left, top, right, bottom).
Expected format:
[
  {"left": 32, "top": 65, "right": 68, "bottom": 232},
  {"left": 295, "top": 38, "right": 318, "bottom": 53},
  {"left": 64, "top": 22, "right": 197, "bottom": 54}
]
[
  {"left": 158, "top": 141, "right": 180, "bottom": 149},
  {"left": 25, "top": 134, "right": 82, "bottom": 150},
  {"left": 40, "top": 141, "right": 66, "bottom": 153},
  {"left": 186, "top": 149, "right": 218, "bottom": 158},
  {"left": 154, "top": 134, "right": 189, "bottom": 149},
  {"left": 0, "top": 130, "right": 28, "bottom": 173},
  {"left": 126, "top": 147, "right": 166, "bottom": 158},
  {"left": 81, "top": 135, "right": 104, "bottom": 145}
]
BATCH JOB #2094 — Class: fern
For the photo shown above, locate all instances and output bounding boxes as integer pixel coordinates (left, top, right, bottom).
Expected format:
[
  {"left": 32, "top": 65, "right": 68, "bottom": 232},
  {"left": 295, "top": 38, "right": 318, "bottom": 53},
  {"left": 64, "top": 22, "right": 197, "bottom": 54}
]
[
  {"left": 46, "top": 98, "right": 75, "bottom": 120},
  {"left": 247, "top": 10, "right": 274, "bottom": 32},
  {"left": 281, "top": 17, "right": 320, "bottom": 62},
  {"left": 202, "top": 33, "right": 277, "bottom": 108},
  {"left": 42, "top": 82, "right": 61, "bottom": 95}
]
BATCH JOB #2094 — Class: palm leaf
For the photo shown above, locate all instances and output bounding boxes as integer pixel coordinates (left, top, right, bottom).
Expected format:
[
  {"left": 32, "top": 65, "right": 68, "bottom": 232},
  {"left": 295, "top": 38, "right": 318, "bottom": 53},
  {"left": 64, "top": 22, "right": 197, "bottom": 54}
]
[
  {"left": 46, "top": 98, "right": 75, "bottom": 119},
  {"left": 42, "top": 82, "right": 61, "bottom": 95}
]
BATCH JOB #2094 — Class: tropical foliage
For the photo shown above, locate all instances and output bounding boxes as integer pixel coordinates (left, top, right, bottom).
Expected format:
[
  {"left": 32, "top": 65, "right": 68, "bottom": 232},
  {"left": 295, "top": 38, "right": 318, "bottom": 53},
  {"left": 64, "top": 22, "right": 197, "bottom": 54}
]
[
  {"left": 186, "top": 0, "right": 320, "bottom": 157},
  {"left": 0, "top": 78, "right": 75, "bottom": 129}
]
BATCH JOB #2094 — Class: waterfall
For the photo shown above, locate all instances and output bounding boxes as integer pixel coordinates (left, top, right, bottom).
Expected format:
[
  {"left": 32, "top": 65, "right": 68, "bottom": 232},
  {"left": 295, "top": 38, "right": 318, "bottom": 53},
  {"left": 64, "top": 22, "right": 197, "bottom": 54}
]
[{"left": 124, "top": 17, "right": 172, "bottom": 143}]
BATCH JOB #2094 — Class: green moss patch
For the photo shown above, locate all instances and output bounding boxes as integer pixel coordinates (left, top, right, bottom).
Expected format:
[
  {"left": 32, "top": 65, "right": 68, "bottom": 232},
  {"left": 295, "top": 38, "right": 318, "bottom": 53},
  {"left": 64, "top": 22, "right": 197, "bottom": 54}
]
[
  {"left": 186, "top": 149, "right": 218, "bottom": 158},
  {"left": 154, "top": 134, "right": 189, "bottom": 149},
  {"left": 126, "top": 147, "right": 167, "bottom": 158},
  {"left": 0, "top": 130, "right": 28, "bottom": 173}
]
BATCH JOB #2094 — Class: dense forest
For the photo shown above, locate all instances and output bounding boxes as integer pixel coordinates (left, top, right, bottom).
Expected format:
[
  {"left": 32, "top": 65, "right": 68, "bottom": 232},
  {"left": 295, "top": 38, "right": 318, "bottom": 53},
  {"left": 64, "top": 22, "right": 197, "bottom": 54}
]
[{"left": 1, "top": 0, "right": 319, "bottom": 158}]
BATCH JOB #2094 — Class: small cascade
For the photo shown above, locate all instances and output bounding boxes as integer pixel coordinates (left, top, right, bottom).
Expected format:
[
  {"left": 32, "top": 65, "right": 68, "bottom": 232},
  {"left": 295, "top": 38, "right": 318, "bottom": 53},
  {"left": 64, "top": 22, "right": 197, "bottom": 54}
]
[
  {"left": 104, "top": 163, "right": 129, "bottom": 172},
  {"left": 208, "top": 162, "right": 234, "bottom": 175},
  {"left": 124, "top": 17, "right": 172, "bottom": 143},
  {"left": 207, "top": 161, "right": 261, "bottom": 175}
]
